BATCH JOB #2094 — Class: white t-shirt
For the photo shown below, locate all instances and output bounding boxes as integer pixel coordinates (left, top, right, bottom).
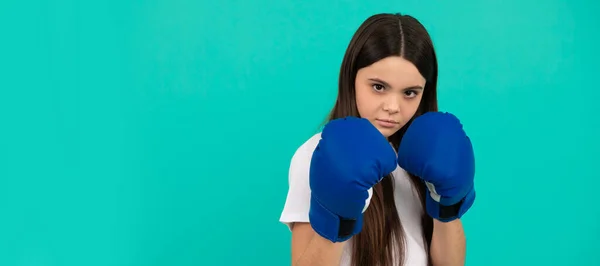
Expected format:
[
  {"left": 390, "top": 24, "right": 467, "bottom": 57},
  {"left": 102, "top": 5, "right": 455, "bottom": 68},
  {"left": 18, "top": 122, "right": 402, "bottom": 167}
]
[{"left": 279, "top": 133, "right": 428, "bottom": 266}]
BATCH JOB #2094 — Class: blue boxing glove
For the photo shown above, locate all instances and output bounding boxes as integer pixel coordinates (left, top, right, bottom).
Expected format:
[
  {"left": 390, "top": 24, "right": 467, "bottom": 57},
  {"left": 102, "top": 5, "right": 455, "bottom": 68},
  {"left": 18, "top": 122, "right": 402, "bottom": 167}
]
[
  {"left": 309, "top": 117, "right": 397, "bottom": 242},
  {"left": 397, "top": 112, "right": 476, "bottom": 222}
]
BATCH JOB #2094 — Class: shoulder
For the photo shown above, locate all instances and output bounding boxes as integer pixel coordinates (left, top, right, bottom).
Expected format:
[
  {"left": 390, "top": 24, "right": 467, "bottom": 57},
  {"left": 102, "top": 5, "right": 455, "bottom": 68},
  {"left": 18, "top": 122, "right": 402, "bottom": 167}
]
[
  {"left": 288, "top": 132, "right": 321, "bottom": 179},
  {"left": 279, "top": 133, "right": 322, "bottom": 228}
]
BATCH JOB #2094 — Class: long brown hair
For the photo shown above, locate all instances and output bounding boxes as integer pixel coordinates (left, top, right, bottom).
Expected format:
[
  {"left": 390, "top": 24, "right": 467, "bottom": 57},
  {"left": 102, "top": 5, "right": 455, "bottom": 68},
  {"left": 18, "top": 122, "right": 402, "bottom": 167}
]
[{"left": 326, "top": 13, "right": 438, "bottom": 266}]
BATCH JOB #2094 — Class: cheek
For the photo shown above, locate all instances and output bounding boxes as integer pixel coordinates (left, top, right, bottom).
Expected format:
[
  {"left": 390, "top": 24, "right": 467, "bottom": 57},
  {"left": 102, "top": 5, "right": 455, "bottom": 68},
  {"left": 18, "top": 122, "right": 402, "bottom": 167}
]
[
  {"left": 355, "top": 86, "right": 377, "bottom": 113},
  {"left": 400, "top": 96, "right": 423, "bottom": 120}
]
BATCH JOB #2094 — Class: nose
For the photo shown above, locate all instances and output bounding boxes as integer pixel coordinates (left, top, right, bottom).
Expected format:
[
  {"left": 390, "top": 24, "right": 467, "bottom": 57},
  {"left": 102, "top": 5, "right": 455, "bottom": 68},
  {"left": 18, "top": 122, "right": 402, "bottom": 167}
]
[{"left": 382, "top": 94, "right": 400, "bottom": 114}]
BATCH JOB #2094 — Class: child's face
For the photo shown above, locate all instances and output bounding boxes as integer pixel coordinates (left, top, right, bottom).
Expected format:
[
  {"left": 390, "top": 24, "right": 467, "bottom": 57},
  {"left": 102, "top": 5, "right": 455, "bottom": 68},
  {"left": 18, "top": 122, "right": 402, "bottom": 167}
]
[{"left": 355, "top": 56, "right": 426, "bottom": 138}]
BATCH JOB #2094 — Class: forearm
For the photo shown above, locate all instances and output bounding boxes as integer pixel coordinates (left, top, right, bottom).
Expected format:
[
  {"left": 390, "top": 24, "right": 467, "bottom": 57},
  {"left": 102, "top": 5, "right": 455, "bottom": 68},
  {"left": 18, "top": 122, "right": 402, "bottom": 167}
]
[
  {"left": 430, "top": 219, "right": 466, "bottom": 266},
  {"left": 294, "top": 233, "right": 345, "bottom": 266}
]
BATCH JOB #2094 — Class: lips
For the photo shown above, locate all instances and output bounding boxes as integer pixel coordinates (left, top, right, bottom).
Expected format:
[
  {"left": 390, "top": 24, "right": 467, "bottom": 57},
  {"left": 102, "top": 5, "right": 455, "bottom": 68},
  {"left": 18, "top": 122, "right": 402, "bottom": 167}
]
[
  {"left": 377, "top": 119, "right": 398, "bottom": 124},
  {"left": 375, "top": 119, "right": 399, "bottom": 128}
]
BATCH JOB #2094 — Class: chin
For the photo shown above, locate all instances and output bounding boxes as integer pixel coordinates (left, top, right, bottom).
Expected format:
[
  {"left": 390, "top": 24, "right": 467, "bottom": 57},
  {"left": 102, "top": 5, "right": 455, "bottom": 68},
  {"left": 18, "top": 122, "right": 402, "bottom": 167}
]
[{"left": 375, "top": 126, "right": 399, "bottom": 138}]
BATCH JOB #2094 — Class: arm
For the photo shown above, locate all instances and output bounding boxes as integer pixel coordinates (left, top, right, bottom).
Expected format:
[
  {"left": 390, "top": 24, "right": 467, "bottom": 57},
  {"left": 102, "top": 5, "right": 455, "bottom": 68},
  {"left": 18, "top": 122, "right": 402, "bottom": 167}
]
[
  {"left": 291, "top": 222, "right": 346, "bottom": 266},
  {"left": 279, "top": 136, "right": 348, "bottom": 266},
  {"left": 396, "top": 112, "right": 474, "bottom": 266},
  {"left": 430, "top": 219, "right": 466, "bottom": 266}
]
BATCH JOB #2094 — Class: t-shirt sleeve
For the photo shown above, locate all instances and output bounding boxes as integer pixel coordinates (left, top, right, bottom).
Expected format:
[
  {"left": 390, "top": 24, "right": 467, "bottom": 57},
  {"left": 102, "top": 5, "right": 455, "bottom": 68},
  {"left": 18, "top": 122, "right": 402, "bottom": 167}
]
[{"left": 278, "top": 133, "right": 321, "bottom": 230}]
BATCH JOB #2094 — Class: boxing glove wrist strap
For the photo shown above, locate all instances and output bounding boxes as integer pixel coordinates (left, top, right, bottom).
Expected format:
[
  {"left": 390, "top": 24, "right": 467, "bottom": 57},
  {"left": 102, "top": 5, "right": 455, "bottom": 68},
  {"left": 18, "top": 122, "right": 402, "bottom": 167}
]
[
  {"left": 426, "top": 186, "right": 476, "bottom": 222},
  {"left": 308, "top": 196, "right": 358, "bottom": 243}
]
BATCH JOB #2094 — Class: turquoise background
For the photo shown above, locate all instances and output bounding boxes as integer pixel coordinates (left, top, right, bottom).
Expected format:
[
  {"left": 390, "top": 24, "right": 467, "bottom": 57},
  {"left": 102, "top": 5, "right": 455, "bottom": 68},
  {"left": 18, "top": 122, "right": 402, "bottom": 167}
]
[{"left": 1, "top": 0, "right": 598, "bottom": 265}]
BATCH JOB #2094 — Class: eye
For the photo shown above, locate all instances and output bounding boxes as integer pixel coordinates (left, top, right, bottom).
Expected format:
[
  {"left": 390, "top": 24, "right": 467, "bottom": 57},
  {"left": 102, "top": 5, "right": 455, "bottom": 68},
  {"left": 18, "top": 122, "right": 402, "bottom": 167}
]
[
  {"left": 372, "top": 84, "right": 385, "bottom": 92},
  {"left": 404, "top": 90, "right": 419, "bottom": 98}
]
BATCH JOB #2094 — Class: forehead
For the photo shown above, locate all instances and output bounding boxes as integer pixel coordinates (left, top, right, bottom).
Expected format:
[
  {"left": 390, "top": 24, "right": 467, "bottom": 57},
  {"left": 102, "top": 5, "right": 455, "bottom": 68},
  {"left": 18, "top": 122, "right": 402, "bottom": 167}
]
[{"left": 357, "top": 56, "right": 426, "bottom": 87}]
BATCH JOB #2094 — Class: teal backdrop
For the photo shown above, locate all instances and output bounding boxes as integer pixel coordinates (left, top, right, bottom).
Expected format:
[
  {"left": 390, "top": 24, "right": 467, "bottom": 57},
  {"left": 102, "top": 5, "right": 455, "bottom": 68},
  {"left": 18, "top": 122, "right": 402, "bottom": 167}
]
[{"left": 1, "top": 0, "right": 598, "bottom": 265}]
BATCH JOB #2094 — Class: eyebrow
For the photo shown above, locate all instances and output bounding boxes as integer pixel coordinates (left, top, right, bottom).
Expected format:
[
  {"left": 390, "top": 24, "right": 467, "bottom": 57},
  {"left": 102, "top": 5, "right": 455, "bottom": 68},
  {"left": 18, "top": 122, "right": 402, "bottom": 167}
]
[{"left": 368, "top": 78, "right": 424, "bottom": 90}]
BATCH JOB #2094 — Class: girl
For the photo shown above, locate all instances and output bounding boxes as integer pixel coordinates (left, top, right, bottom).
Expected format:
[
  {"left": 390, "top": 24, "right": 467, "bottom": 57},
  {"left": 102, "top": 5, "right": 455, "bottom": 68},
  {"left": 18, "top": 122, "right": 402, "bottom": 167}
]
[{"left": 279, "top": 13, "right": 475, "bottom": 266}]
